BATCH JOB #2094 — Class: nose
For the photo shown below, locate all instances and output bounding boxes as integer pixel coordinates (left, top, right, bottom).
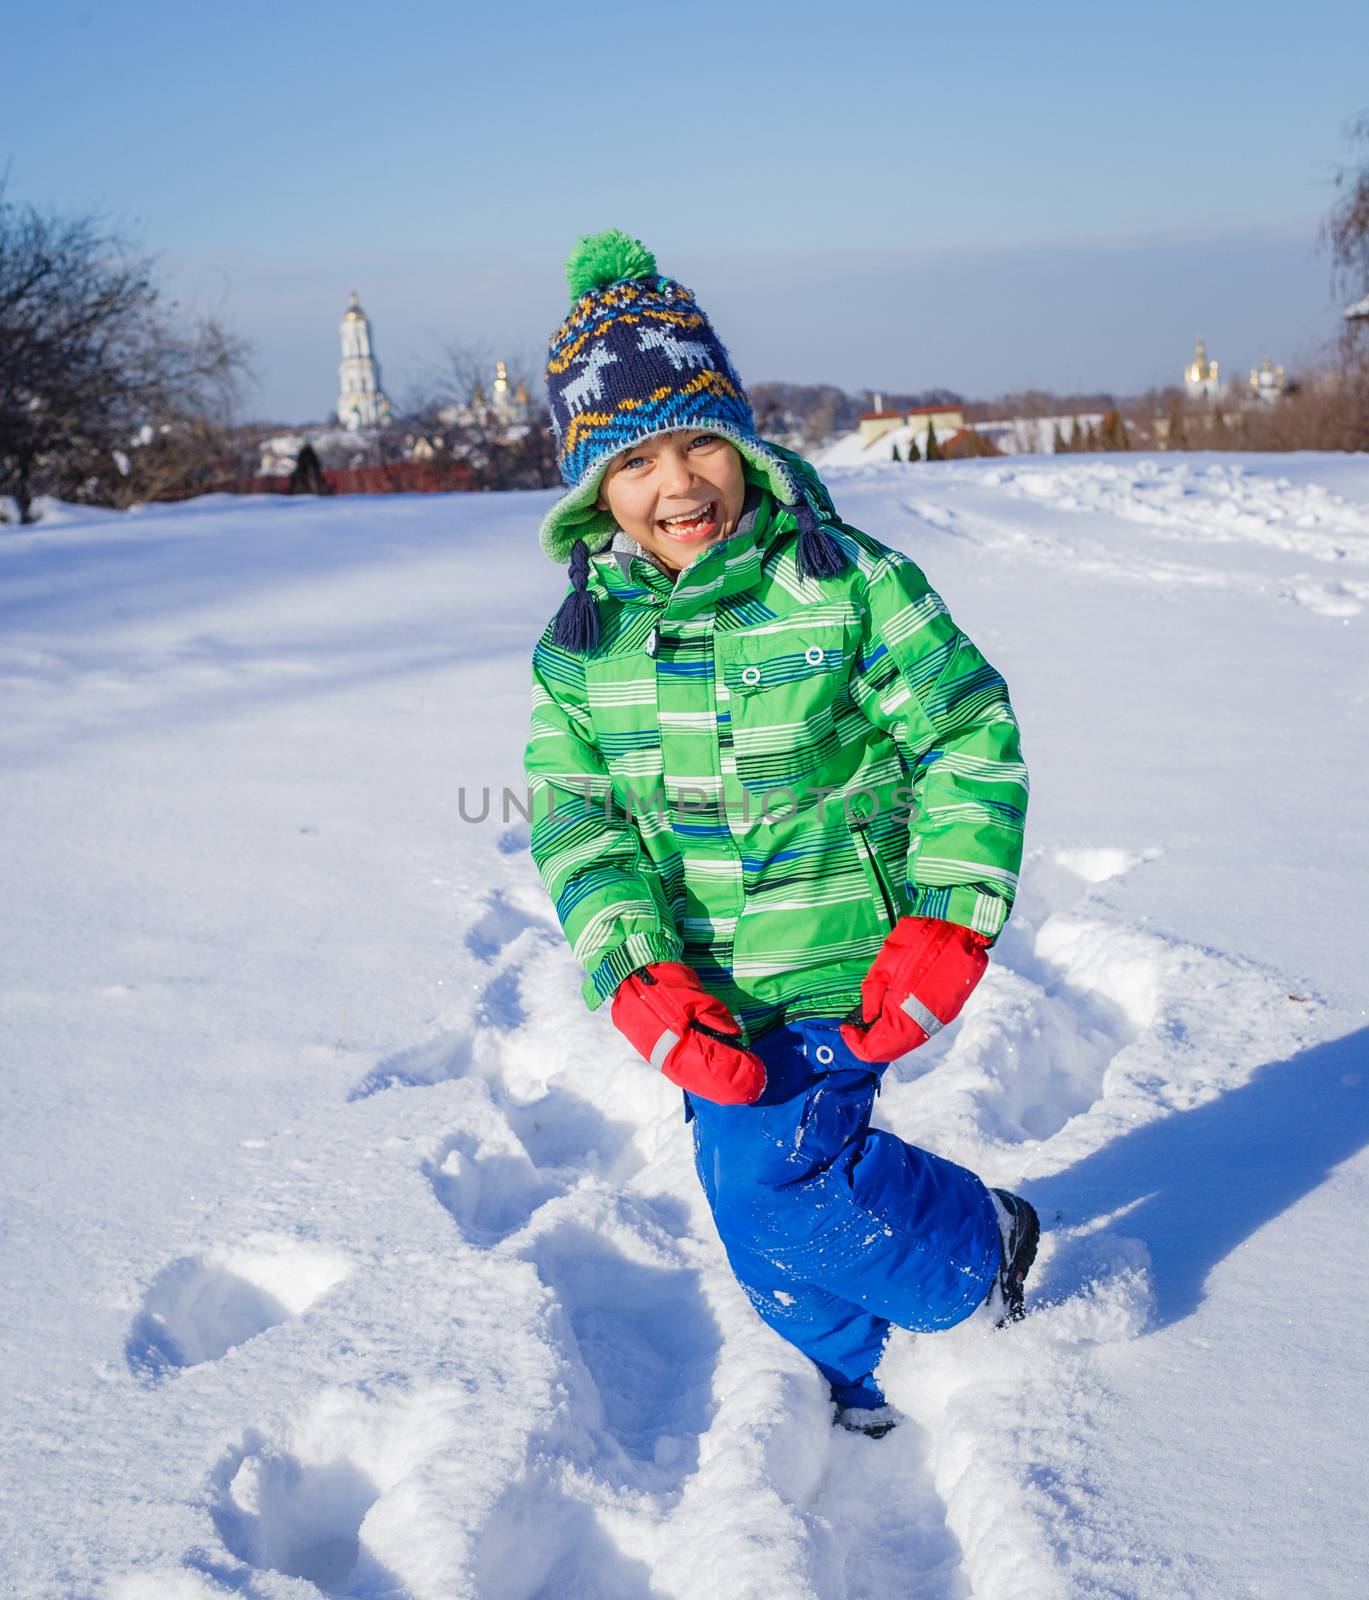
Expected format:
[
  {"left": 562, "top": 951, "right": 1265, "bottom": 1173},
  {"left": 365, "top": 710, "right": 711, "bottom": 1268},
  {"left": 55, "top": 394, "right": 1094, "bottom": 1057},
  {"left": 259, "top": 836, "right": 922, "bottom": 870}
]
[{"left": 657, "top": 445, "right": 700, "bottom": 499}]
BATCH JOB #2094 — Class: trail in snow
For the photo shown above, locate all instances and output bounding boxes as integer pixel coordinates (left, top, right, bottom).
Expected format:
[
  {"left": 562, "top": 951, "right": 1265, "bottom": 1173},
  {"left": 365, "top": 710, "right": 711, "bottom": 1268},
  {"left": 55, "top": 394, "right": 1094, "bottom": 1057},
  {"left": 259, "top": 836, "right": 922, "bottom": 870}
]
[
  {"left": 3, "top": 457, "right": 1366, "bottom": 1599},
  {"left": 110, "top": 839, "right": 1324, "bottom": 1599}
]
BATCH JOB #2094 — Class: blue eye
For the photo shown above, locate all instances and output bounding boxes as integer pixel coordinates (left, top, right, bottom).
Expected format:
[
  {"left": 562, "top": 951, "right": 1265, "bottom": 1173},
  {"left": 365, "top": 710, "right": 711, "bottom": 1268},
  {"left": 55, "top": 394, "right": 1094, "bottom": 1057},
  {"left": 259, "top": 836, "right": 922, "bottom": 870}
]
[{"left": 690, "top": 433, "right": 720, "bottom": 448}]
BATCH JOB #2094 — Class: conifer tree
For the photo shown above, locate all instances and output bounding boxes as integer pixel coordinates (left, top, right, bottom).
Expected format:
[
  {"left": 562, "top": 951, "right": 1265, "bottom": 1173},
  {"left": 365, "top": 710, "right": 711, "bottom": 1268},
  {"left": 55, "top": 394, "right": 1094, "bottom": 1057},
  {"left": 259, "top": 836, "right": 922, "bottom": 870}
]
[
  {"left": 906, "top": 431, "right": 920, "bottom": 462},
  {"left": 890, "top": 441, "right": 901, "bottom": 461},
  {"left": 924, "top": 418, "right": 942, "bottom": 461},
  {"left": 1052, "top": 423, "right": 1067, "bottom": 454},
  {"left": 1099, "top": 409, "right": 1129, "bottom": 451},
  {"left": 1068, "top": 417, "right": 1085, "bottom": 451},
  {"left": 1085, "top": 420, "right": 1100, "bottom": 450}
]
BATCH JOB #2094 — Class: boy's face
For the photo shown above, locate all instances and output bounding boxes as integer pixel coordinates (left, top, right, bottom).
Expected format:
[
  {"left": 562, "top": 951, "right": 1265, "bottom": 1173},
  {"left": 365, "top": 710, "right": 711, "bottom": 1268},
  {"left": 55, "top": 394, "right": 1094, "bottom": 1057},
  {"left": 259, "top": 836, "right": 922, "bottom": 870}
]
[{"left": 595, "top": 430, "right": 746, "bottom": 572}]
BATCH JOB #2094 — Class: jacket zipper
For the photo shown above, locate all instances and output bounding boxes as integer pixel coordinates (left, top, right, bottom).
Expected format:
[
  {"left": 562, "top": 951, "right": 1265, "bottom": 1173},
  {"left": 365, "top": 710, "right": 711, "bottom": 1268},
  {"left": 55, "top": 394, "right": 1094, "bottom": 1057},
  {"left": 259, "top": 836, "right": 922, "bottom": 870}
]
[{"left": 850, "top": 819, "right": 898, "bottom": 932}]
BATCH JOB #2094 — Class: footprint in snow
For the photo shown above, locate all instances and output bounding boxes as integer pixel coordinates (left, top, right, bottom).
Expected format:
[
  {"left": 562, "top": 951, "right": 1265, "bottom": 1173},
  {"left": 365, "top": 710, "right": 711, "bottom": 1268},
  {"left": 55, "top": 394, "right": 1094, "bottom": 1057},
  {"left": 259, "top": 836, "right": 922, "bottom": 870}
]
[
  {"left": 422, "top": 1082, "right": 644, "bottom": 1244},
  {"left": 423, "top": 1127, "right": 561, "bottom": 1245},
  {"left": 203, "top": 1419, "right": 404, "bottom": 1597},
  {"left": 475, "top": 965, "right": 527, "bottom": 1031},
  {"left": 497, "top": 822, "right": 530, "bottom": 855},
  {"left": 125, "top": 1237, "right": 352, "bottom": 1380},
  {"left": 472, "top": 1477, "right": 660, "bottom": 1600},
  {"left": 348, "top": 1026, "right": 474, "bottom": 1101},
  {"left": 466, "top": 887, "right": 560, "bottom": 1031},
  {"left": 504, "top": 1083, "right": 644, "bottom": 1184},
  {"left": 349, "top": 891, "right": 557, "bottom": 1098},
  {"left": 465, "top": 886, "right": 555, "bottom": 964},
  {"left": 527, "top": 1222, "right": 722, "bottom": 1489},
  {"left": 885, "top": 844, "right": 1163, "bottom": 1144}
]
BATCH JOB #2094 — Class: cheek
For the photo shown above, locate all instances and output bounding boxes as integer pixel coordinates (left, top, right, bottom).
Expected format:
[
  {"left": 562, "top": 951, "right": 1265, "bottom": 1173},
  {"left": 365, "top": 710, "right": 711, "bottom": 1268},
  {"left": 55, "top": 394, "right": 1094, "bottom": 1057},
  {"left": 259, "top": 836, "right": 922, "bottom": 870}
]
[
  {"left": 603, "top": 478, "right": 644, "bottom": 527},
  {"left": 618, "top": 489, "right": 656, "bottom": 531}
]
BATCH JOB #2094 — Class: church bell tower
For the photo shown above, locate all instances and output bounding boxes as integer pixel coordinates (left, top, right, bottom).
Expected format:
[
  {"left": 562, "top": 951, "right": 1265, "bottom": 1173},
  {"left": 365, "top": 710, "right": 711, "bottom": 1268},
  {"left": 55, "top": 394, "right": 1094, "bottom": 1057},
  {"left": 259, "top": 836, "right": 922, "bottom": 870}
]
[{"left": 338, "top": 292, "right": 392, "bottom": 431}]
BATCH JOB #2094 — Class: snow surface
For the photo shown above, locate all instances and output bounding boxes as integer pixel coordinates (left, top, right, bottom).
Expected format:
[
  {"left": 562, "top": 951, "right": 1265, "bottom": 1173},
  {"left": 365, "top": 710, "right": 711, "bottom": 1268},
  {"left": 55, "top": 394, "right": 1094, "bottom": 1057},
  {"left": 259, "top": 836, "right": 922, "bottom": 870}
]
[{"left": 2, "top": 453, "right": 1367, "bottom": 1600}]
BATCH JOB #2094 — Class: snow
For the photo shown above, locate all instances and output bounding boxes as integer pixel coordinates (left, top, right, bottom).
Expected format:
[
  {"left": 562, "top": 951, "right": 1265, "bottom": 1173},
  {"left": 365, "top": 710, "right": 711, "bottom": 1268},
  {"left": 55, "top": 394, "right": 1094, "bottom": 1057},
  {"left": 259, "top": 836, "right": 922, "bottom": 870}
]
[{"left": 2, "top": 452, "right": 1367, "bottom": 1599}]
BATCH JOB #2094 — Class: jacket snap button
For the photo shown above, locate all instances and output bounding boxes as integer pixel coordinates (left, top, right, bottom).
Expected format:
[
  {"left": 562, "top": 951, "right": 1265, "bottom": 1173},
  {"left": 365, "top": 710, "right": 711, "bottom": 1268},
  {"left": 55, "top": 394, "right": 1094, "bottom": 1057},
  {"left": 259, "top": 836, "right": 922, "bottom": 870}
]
[
  {"left": 815, "top": 1044, "right": 835, "bottom": 1064},
  {"left": 804, "top": 645, "right": 824, "bottom": 666},
  {"left": 741, "top": 665, "right": 761, "bottom": 686}
]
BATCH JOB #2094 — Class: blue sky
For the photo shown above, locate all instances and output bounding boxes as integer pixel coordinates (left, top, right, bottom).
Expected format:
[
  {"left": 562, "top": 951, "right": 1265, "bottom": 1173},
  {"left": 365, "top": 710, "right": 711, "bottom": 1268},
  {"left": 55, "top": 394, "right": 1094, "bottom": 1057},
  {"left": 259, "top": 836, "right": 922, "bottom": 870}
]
[{"left": 4, "top": 0, "right": 1366, "bottom": 421}]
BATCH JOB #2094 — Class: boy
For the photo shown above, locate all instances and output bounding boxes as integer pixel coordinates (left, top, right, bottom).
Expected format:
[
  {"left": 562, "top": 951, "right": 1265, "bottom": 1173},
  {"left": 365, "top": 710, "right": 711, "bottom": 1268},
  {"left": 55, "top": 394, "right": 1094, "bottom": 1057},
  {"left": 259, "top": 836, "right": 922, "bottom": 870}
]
[{"left": 523, "top": 231, "right": 1037, "bottom": 1435}]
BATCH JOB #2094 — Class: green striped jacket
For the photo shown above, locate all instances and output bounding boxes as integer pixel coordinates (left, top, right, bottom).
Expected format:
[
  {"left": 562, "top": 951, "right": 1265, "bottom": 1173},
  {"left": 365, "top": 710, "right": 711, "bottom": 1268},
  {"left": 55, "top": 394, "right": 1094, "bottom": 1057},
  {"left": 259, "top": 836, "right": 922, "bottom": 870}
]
[{"left": 523, "top": 457, "right": 1028, "bottom": 1044}]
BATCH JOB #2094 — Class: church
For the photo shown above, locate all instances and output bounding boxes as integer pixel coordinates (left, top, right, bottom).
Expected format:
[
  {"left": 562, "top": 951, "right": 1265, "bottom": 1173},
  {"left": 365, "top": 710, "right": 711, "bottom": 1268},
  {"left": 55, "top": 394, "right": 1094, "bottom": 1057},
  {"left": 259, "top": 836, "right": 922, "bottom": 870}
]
[
  {"left": 337, "top": 292, "right": 392, "bottom": 431},
  {"left": 1185, "top": 336, "right": 1222, "bottom": 399}
]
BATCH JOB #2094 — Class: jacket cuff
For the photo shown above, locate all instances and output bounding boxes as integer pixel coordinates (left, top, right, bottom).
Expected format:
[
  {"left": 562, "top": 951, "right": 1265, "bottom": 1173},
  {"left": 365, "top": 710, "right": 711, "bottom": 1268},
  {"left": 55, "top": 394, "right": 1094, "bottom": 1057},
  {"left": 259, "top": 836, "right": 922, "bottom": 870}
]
[
  {"left": 583, "top": 930, "right": 687, "bottom": 1011},
  {"left": 906, "top": 883, "right": 1010, "bottom": 943}
]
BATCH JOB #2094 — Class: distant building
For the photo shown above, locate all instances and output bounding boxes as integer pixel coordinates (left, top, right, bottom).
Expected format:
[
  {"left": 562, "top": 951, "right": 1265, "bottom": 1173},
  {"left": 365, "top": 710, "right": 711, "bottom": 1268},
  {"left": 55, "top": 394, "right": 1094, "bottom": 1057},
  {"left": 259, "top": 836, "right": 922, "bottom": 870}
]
[
  {"left": 857, "top": 410, "right": 904, "bottom": 446},
  {"left": 1248, "top": 355, "right": 1286, "bottom": 405},
  {"left": 1185, "top": 336, "right": 1223, "bottom": 400},
  {"left": 906, "top": 403, "right": 965, "bottom": 438},
  {"left": 857, "top": 402, "right": 965, "bottom": 447},
  {"left": 437, "top": 360, "right": 532, "bottom": 431},
  {"left": 492, "top": 360, "right": 531, "bottom": 424},
  {"left": 338, "top": 292, "right": 392, "bottom": 431},
  {"left": 258, "top": 433, "right": 306, "bottom": 477},
  {"left": 973, "top": 414, "right": 1105, "bottom": 455}
]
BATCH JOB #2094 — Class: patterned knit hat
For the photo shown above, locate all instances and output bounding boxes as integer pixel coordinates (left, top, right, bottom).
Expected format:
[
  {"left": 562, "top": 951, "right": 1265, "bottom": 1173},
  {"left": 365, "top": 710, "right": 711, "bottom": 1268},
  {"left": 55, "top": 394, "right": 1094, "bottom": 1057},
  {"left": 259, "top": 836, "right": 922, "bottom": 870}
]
[{"left": 539, "top": 230, "right": 828, "bottom": 567}]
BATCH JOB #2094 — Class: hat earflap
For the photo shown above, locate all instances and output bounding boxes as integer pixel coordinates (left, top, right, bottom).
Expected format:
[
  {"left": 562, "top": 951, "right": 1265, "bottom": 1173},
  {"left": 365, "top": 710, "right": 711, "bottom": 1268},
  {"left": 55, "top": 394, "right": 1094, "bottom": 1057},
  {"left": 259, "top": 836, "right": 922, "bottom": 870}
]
[{"left": 551, "top": 537, "right": 601, "bottom": 655}]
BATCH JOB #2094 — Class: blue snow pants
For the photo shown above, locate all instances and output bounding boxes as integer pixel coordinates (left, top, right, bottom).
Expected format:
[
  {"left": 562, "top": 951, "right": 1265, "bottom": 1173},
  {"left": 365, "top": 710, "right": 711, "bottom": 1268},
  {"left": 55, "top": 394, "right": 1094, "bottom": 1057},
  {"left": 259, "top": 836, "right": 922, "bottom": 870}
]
[{"left": 687, "top": 1016, "right": 999, "bottom": 1409}]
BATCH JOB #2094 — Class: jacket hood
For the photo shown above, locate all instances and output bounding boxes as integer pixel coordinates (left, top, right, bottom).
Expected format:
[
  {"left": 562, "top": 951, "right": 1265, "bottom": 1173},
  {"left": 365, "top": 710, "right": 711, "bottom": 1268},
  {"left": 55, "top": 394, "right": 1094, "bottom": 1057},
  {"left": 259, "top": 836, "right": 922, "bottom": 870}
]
[
  {"left": 577, "top": 450, "right": 838, "bottom": 623},
  {"left": 538, "top": 438, "right": 837, "bottom": 567}
]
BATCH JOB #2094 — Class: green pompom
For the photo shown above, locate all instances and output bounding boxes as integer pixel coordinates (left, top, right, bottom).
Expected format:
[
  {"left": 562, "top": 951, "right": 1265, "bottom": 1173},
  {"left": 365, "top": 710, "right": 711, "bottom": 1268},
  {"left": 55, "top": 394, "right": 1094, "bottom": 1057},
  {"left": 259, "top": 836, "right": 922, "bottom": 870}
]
[{"left": 565, "top": 229, "right": 657, "bottom": 302}]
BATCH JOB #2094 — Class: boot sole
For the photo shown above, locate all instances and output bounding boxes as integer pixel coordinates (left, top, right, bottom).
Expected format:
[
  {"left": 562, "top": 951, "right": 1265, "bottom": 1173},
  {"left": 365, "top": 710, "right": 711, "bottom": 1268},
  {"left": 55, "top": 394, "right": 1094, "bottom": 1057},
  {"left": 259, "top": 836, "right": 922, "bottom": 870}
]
[{"left": 836, "top": 1410, "right": 898, "bottom": 1439}]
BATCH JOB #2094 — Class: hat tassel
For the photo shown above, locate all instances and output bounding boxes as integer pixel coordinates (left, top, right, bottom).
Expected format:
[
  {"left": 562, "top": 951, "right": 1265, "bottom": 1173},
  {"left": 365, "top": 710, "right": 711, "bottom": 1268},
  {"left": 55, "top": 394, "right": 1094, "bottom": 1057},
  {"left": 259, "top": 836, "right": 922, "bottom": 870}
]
[
  {"left": 789, "top": 498, "right": 848, "bottom": 580},
  {"left": 551, "top": 537, "right": 601, "bottom": 654}
]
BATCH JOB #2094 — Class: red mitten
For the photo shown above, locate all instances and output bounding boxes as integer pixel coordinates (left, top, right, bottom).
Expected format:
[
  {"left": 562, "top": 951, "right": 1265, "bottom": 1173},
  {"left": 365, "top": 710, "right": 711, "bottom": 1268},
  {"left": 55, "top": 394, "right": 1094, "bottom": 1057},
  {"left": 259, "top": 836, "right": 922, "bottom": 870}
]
[
  {"left": 611, "top": 961, "right": 766, "bottom": 1105},
  {"left": 839, "top": 917, "right": 990, "bottom": 1064}
]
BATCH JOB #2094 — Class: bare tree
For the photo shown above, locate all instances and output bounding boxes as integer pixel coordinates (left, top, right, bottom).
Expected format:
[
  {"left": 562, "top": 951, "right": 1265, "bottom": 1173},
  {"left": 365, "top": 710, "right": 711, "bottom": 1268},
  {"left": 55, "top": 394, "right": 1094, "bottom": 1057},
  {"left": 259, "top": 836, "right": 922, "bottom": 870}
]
[
  {"left": 798, "top": 388, "right": 843, "bottom": 453},
  {"left": 0, "top": 183, "right": 253, "bottom": 522},
  {"left": 1312, "top": 110, "right": 1369, "bottom": 448},
  {"left": 1323, "top": 111, "right": 1369, "bottom": 312}
]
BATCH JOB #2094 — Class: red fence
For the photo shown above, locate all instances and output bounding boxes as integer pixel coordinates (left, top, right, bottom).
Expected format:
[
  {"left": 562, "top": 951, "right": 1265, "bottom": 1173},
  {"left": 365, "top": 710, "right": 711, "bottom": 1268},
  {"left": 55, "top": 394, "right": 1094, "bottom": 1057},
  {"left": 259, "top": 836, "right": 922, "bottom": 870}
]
[{"left": 235, "top": 459, "right": 476, "bottom": 497}]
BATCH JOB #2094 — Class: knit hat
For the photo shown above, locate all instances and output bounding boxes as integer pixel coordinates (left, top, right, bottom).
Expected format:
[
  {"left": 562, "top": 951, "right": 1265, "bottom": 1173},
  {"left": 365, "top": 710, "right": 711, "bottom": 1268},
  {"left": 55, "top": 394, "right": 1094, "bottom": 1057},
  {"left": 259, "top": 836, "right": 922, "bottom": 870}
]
[{"left": 540, "top": 231, "right": 847, "bottom": 651}]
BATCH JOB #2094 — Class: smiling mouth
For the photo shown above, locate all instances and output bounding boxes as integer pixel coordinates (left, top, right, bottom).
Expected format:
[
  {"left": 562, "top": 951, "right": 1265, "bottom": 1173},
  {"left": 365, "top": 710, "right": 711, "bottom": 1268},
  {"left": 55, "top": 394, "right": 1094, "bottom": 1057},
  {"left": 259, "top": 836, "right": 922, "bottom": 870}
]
[{"left": 657, "top": 501, "right": 719, "bottom": 539}]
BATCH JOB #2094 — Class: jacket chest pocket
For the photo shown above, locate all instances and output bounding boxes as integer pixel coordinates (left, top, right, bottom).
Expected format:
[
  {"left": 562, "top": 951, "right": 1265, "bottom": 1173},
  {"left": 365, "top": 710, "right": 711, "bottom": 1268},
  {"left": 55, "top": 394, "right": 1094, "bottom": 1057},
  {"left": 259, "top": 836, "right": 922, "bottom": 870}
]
[{"left": 716, "top": 622, "right": 851, "bottom": 795}]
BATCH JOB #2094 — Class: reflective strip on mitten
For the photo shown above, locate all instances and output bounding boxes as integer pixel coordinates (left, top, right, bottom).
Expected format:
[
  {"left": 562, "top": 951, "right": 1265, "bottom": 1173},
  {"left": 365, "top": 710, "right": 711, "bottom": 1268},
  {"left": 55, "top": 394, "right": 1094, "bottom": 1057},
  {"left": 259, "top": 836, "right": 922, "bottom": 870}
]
[
  {"left": 839, "top": 917, "right": 990, "bottom": 1064},
  {"left": 611, "top": 961, "right": 766, "bottom": 1105}
]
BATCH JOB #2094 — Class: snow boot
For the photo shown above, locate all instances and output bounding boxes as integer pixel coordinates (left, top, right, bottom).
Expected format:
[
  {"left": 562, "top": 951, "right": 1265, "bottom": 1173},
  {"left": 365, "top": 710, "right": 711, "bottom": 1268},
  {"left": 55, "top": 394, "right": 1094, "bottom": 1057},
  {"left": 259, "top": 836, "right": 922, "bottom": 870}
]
[
  {"left": 985, "top": 1189, "right": 1040, "bottom": 1326},
  {"left": 835, "top": 1402, "right": 900, "bottom": 1440}
]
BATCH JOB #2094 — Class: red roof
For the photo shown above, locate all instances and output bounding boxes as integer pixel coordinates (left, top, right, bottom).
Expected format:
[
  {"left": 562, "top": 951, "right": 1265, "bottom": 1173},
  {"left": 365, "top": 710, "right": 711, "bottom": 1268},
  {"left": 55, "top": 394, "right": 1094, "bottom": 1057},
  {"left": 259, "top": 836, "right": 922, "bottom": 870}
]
[
  {"left": 859, "top": 410, "right": 903, "bottom": 421},
  {"left": 907, "top": 404, "right": 961, "bottom": 416}
]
